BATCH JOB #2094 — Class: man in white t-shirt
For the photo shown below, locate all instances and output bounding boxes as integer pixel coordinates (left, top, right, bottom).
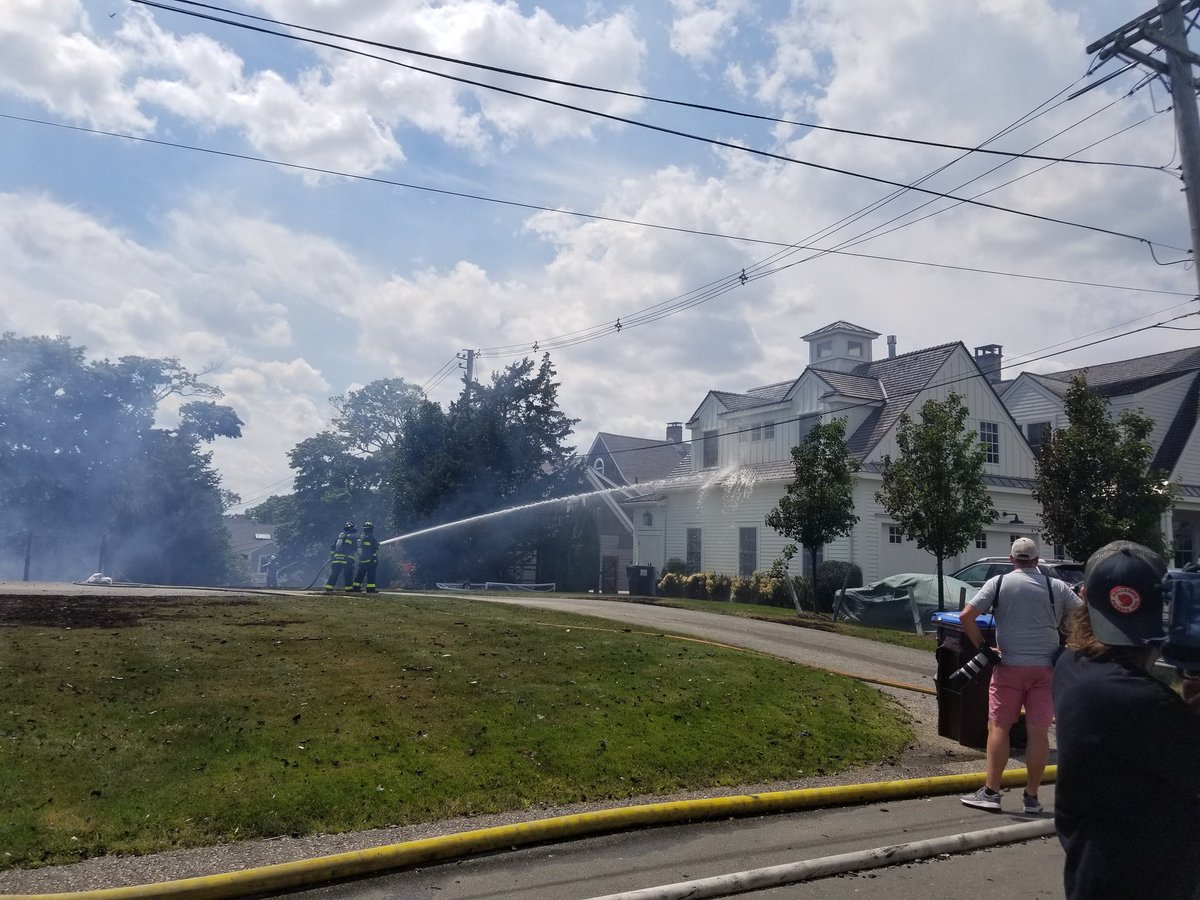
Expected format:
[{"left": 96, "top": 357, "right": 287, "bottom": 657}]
[{"left": 958, "top": 537, "right": 1081, "bottom": 815}]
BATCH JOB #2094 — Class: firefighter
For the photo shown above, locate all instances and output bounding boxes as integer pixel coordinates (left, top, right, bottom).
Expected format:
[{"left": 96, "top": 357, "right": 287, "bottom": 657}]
[
  {"left": 349, "top": 521, "right": 379, "bottom": 593},
  {"left": 324, "top": 522, "right": 356, "bottom": 592}
]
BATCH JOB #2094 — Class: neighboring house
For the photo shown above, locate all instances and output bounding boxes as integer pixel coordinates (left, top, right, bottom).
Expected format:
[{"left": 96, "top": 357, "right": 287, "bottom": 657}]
[
  {"left": 1002, "top": 346, "right": 1200, "bottom": 567},
  {"left": 224, "top": 516, "right": 278, "bottom": 585},
  {"left": 612, "top": 321, "right": 1047, "bottom": 585},
  {"left": 581, "top": 429, "right": 690, "bottom": 591}
]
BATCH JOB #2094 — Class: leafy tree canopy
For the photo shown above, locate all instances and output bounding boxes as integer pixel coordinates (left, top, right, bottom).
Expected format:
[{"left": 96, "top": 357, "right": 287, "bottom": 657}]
[
  {"left": 1034, "top": 374, "right": 1176, "bottom": 560},
  {"left": 765, "top": 416, "right": 860, "bottom": 607},
  {"left": 875, "top": 392, "right": 996, "bottom": 610},
  {"left": 0, "top": 333, "right": 242, "bottom": 584},
  {"left": 249, "top": 378, "right": 427, "bottom": 580}
]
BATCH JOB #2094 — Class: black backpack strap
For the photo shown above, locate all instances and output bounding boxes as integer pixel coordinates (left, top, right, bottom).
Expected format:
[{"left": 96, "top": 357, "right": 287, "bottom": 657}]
[{"left": 994, "top": 572, "right": 1003, "bottom": 617}]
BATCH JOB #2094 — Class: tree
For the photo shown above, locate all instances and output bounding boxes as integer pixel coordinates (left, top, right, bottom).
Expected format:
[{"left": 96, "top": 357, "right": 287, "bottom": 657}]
[
  {"left": 250, "top": 378, "right": 427, "bottom": 579},
  {"left": 1034, "top": 374, "right": 1176, "bottom": 560},
  {"left": 391, "top": 354, "right": 579, "bottom": 584},
  {"left": 0, "top": 333, "right": 242, "bottom": 584},
  {"left": 876, "top": 392, "right": 997, "bottom": 610},
  {"left": 765, "top": 417, "right": 860, "bottom": 612},
  {"left": 330, "top": 378, "right": 426, "bottom": 454}
]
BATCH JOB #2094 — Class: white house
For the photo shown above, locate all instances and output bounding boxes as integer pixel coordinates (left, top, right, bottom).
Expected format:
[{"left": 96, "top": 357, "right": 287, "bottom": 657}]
[
  {"left": 615, "top": 321, "right": 1045, "bottom": 584},
  {"left": 580, "top": 429, "right": 690, "bottom": 591},
  {"left": 1002, "top": 346, "right": 1200, "bottom": 567}
]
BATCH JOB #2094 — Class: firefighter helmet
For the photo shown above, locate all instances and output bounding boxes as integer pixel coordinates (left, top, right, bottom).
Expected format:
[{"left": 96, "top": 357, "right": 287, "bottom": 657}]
[
  {"left": 343, "top": 521, "right": 356, "bottom": 532},
  {"left": 363, "top": 521, "right": 374, "bottom": 531}
]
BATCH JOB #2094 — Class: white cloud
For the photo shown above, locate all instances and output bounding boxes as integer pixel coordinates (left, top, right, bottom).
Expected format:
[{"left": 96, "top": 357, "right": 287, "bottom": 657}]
[
  {"left": 4, "top": 0, "right": 1197, "bottom": 508},
  {"left": 0, "top": 0, "right": 153, "bottom": 132},
  {"left": 668, "top": 0, "right": 754, "bottom": 64}
]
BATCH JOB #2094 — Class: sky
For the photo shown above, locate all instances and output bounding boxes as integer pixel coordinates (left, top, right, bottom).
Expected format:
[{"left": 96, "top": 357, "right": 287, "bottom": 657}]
[{"left": 3, "top": 0, "right": 1199, "bottom": 513}]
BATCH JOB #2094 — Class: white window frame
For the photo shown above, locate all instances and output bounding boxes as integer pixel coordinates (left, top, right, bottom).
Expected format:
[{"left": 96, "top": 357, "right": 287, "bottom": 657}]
[{"left": 979, "top": 421, "right": 1000, "bottom": 464}]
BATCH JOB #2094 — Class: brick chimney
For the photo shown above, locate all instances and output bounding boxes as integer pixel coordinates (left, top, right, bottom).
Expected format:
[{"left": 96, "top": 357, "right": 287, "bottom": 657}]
[{"left": 666, "top": 422, "right": 683, "bottom": 443}]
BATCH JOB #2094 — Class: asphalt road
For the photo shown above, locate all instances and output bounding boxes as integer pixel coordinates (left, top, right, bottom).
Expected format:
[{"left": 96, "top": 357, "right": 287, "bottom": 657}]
[{"left": 279, "top": 789, "right": 1064, "bottom": 899}]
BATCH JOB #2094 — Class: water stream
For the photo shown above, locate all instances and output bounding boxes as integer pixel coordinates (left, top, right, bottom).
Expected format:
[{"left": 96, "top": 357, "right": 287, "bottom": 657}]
[{"left": 380, "top": 464, "right": 762, "bottom": 546}]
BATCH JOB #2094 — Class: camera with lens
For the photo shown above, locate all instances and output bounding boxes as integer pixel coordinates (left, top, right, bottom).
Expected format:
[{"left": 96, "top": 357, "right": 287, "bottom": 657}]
[
  {"left": 1163, "top": 570, "right": 1200, "bottom": 674},
  {"left": 947, "top": 642, "right": 1000, "bottom": 689}
]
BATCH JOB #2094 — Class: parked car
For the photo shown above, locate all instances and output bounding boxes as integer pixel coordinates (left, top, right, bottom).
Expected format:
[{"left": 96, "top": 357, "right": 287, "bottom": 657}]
[{"left": 950, "top": 557, "right": 1085, "bottom": 588}]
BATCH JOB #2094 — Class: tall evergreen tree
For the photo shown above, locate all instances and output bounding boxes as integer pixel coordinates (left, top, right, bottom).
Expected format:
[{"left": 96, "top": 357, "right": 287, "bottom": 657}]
[
  {"left": 391, "top": 354, "right": 578, "bottom": 585},
  {"left": 875, "top": 392, "right": 996, "bottom": 610},
  {"left": 1034, "top": 374, "right": 1176, "bottom": 560}
]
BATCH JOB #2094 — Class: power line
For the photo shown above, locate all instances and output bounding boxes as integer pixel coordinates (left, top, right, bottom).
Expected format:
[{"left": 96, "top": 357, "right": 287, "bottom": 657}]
[
  {"left": 131, "top": 0, "right": 1187, "bottom": 252},
  {"left": 6, "top": 111, "right": 1182, "bottom": 329},
  {"left": 475, "top": 78, "right": 1186, "bottom": 359},
  {"left": 573, "top": 308, "right": 1200, "bottom": 463},
  {"left": 138, "top": 0, "right": 1167, "bottom": 173}
]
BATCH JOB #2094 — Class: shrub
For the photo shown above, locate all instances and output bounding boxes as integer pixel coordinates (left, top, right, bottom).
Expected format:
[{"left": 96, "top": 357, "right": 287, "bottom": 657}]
[
  {"left": 684, "top": 573, "right": 709, "bottom": 599},
  {"left": 707, "top": 572, "right": 732, "bottom": 601},
  {"left": 731, "top": 576, "right": 756, "bottom": 604},
  {"left": 657, "top": 572, "right": 685, "bottom": 598},
  {"left": 815, "top": 560, "right": 864, "bottom": 613},
  {"left": 662, "top": 558, "right": 691, "bottom": 576}
]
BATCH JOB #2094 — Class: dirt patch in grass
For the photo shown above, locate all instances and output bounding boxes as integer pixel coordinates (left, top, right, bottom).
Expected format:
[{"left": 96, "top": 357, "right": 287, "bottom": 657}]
[{"left": 0, "top": 594, "right": 255, "bottom": 629}]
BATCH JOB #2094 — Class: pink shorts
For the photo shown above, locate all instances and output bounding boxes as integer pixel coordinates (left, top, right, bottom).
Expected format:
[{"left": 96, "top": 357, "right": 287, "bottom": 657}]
[{"left": 988, "top": 664, "right": 1054, "bottom": 728}]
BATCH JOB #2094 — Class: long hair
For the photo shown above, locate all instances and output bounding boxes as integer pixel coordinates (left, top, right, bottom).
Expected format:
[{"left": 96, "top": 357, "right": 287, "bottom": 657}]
[{"left": 1064, "top": 602, "right": 1156, "bottom": 668}]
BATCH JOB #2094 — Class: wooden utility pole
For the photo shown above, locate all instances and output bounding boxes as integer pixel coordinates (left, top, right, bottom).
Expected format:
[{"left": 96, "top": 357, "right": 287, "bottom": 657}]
[
  {"left": 1088, "top": 0, "right": 1200, "bottom": 296},
  {"left": 458, "top": 349, "right": 476, "bottom": 399}
]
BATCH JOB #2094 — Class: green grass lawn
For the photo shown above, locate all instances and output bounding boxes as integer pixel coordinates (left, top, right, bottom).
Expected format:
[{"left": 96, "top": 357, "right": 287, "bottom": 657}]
[{"left": 0, "top": 592, "right": 912, "bottom": 869}]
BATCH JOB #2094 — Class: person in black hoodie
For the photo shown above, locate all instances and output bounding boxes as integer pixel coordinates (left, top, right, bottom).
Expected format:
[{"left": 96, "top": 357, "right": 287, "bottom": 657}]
[{"left": 1053, "top": 540, "right": 1200, "bottom": 900}]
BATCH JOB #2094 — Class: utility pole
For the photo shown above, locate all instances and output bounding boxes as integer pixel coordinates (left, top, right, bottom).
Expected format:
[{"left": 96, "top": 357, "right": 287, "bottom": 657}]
[
  {"left": 1088, "top": 0, "right": 1200, "bottom": 296},
  {"left": 458, "top": 349, "right": 476, "bottom": 399}
]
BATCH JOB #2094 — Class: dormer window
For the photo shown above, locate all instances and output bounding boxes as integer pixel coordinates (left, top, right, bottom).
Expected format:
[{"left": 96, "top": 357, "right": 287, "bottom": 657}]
[
  {"left": 816, "top": 340, "right": 833, "bottom": 358},
  {"left": 847, "top": 340, "right": 864, "bottom": 358}
]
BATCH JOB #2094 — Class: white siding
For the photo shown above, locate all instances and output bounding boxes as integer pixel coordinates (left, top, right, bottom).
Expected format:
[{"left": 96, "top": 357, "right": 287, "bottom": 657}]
[
  {"left": 1003, "top": 378, "right": 1064, "bottom": 428},
  {"left": 1110, "top": 374, "right": 1193, "bottom": 457},
  {"left": 1172, "top": 422, "right": 1200, "bottom": 484},
  {"left": 862, "top": 347, "right": 1037, "bottom": 480}
]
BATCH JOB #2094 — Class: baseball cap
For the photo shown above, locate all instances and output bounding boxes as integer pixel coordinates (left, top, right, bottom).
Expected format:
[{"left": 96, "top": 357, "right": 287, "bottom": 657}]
[
  {"left": 1010, "top": 537, "right": 1039, "bottom": 561},
  {"left": 1082, "top": 540, "right": 1167, "bottom": 647}
]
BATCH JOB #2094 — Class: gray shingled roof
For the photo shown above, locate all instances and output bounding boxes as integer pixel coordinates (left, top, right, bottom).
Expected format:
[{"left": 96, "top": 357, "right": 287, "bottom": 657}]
[
  {"left": 800, "top": 321, "right": 882, "bottom": 340},
  {"left": 1034, "top": 345, "right": 1200, "bottom": 398},
  {"left": 593, "top": 432, "right": 689, "bottom": 486},
  {"left": 844, "top": 343, "right": 960, "bottom": 458},
  {"left": 745, "top": 380, "right": 795, "bottom": 401},
  {"left": 811, "top": 369, "right": 887, "bottom": 401},
  {"left": 1020, "top": 347, "right": 1200, "bottom": 476}
]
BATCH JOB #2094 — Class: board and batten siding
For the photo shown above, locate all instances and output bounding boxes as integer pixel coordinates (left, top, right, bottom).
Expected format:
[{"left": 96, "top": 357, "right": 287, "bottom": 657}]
[
  {"left": 859, "top": 347, "right": 1037, "bottom": 481},
  {"left": 1109, "top": 374, "right": 1194, "bottom": 458}
]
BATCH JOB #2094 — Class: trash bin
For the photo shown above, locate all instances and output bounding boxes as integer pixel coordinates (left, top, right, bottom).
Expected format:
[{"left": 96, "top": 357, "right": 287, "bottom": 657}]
[
  {"left": 932, "top": 610, "right": 996, "bottom": 750},
  {"left": 626, "top": 565, "right": 657, "bottom": 597}
]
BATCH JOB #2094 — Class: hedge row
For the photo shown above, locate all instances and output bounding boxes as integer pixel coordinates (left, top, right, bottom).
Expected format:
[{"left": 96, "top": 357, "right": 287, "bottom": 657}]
[{"left": 655, "top": 559, "right": 863, "bottom": 612}]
